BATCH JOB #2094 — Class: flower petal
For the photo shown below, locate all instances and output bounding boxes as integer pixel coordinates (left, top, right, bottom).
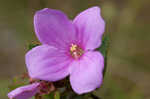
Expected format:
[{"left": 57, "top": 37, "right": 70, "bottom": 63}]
[
  {"left": 26, "top": 45, "right": 72, "bottom": 81},
  {"left": 69, "top": 51, "right": 104, "bottom": 94},
  {"left": 8, "top": 83, "right": 40, "bottom": 99},
  {"left": 34, "top": 8, "right": 77, "bottom": 49},
  {"left": 73, "top": 6, "right": 105, "bottom": 50}
]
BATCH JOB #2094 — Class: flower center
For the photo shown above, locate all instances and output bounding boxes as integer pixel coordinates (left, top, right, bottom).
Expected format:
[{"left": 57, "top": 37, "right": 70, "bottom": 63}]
[{"left": 70, "top": 44, "right": 84, "bottom": 59}]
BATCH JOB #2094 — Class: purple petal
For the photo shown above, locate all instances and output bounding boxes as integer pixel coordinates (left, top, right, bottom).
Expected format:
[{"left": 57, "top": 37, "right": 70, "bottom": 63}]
[
  {"left": 69, "top": 51, "right": 104, "bottom": 94},
  {"left": 34, "top": 8, "right": 77, "bottom": 49},
  {"left": 26, "top": 45, "right": 72, "bottom": 81},
  {"left": 73, "top": 6, "right": 105, "bottom": 50},
  {"left": 8, "top": 83, "right": 40, "bottom": 99}
]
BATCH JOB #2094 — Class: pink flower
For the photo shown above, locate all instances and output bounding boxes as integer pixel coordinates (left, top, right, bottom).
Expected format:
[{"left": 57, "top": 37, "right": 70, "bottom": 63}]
[
  {"left": 27, "top": 6, "right": 105, "bottom": 94},
  {"left": 8, "top": 83, "right": 40, "bottom": 99},
  {"left": 8, "top": 81, "right": 55, "bottom": 99}
]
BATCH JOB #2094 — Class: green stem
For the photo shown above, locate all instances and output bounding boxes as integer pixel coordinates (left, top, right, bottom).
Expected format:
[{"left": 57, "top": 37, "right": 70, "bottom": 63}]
[{"left": 35, "top": 94, "right": 42, "bottom": 99}]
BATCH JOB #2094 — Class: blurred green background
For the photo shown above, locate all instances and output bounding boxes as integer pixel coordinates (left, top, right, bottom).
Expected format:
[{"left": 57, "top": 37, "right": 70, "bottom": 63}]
[{"left": 0, "top": 0, "right": 150, "bottom": 99}]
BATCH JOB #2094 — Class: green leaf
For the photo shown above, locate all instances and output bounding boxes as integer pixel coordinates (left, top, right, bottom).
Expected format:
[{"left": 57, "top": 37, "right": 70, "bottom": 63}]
[
  {"left": 8, "top": 76, "right": 29, "bottom": 91},
  {"left": 98, "top": 35, "right": 109, "bottom": 57},
  {"left": 28, "top": 43, "right": 40, "bottom": 50},
  {"left": 54, "top": 91, "right": 60, "bottom": 99},
  {"left": 97, "top": 34, "right": 110, "bottom": 77},
  {"left": 43, "top": 92, "right": 54, "bottom": 99}
]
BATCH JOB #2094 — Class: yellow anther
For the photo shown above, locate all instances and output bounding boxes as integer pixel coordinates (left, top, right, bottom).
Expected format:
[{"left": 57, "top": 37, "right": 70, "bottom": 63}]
[
  {"left": 70, "top": 44, "right": 77, "bottom": 52},
  {"left": 70, "top": 43, "right": 84, "bottom": 59}
]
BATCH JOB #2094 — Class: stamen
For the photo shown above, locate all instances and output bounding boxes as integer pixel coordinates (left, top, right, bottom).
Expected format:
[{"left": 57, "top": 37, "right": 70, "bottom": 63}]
[
  {"left": 70, "top": 44, "right": 77, "bottom": 52},
  {"left": 70, "top": 44, "right": 84, "bottom": 59}
]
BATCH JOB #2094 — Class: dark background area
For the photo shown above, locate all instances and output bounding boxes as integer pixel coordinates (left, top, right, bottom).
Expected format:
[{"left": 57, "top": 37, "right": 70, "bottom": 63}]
[{"left": 0, "top": 0, "right": 150, "bottom": 99}]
